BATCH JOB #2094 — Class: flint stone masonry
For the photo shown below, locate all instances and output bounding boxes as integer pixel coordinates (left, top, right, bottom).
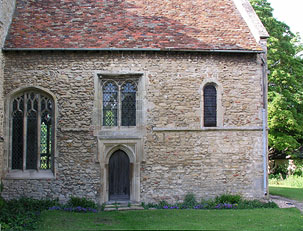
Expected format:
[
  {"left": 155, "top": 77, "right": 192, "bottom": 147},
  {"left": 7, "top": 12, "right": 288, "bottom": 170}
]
[
  {"left": 0, "top": 0, "right": 16, "bottom": 180},
  {"left": 142, "top": 130, "right": 264, "bottom": 203},
  {"left": 1, "top": 51, "right": 266, "bottom": 203}
]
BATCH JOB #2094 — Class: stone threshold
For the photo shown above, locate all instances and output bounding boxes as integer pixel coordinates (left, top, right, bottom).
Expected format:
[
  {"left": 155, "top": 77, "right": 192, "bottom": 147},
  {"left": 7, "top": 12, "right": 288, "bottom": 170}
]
[{"left": 104, "top": 201, "right": 144, "bottom": 211}]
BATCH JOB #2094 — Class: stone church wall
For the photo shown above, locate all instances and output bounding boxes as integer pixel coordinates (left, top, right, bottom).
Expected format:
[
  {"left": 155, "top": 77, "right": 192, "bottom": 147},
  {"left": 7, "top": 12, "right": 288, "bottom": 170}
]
[
  {"left": 1, "top": 51, "right": 266, "bottom": 203},
  {"left": 0, "top": 0, "right": 16, "bottom": 180}
]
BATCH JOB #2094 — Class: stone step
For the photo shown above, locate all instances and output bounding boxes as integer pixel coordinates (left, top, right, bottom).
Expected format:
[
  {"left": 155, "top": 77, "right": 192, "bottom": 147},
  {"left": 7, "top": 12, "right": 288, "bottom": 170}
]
[
  {"left": 105, "top": 202, "right": 141, "bottom": 207},
  {"left": 104, "top": 202, "right": 144, "bottom": 211},
  {"left": 104, "top": 206, "right": 144, "bottom": 211},
  {"left": 104, "top": 204, "right": 142, "bottom": 208},
  {"left": 118, "top": 206, "right": 144, "bottom": 211}
]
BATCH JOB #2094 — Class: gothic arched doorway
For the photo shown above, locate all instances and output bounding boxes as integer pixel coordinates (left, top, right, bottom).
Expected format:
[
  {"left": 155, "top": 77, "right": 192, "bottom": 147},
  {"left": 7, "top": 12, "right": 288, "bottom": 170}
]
[{"left": 109, "top": 150, "right": 130, "bottom": 201}]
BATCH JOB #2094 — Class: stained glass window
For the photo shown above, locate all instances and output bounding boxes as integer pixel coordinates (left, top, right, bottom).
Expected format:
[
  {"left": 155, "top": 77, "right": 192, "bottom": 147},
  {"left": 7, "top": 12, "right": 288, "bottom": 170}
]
[
  {"left": 11, "top": 91, "right": 54, "bottom": 170},
  {"left": 204, "top": 85, "right": 217, "bottom": 127}
]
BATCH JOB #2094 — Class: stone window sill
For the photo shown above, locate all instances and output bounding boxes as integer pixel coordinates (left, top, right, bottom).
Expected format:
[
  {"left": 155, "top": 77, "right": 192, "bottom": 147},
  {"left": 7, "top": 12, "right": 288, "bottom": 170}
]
[
  {"left": 5, "top": 170, "right": 55, "bottom": 179},
  {"left": 97, "top": 127, "right": 144, "bottom": 140}
]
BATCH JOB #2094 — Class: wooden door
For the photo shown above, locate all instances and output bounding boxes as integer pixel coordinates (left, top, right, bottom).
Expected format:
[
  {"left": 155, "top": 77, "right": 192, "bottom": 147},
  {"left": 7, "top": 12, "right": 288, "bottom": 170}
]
[{"left": 109, "top": 150, "right": 130, "bottom": 201}]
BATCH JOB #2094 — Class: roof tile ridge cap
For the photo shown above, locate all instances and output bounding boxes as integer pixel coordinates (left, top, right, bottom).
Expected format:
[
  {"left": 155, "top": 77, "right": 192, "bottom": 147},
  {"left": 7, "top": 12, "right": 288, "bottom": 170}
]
[{"left": 232, "top": 0, "right": 269, "bottom": 43}]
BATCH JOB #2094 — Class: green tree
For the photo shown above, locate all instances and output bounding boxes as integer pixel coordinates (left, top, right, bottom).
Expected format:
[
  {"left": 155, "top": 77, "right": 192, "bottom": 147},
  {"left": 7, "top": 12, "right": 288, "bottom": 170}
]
[{"left": 250, "top": 0, "right": 303, "bottom": 157}]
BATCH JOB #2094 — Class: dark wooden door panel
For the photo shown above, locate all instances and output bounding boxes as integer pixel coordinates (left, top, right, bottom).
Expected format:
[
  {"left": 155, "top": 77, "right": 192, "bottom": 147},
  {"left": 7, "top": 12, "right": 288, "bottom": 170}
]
[{"left": 109, "top": 150, "right": 130, "bottom": 201}]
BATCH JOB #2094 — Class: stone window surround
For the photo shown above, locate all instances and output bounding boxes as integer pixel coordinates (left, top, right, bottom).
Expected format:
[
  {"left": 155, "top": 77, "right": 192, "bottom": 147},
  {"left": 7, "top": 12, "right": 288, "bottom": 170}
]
[
  {"left": 94, "top": 72, "right": 145, "bottom": 132},
  {"left": 200, "top": 78, "right": 224, "bottom": 128},
  {"left": 4, "top": 86, "right": 58, "bottom": 179},
  {"left": 94, "top": 71, "right": 146, "bottom": 203}
]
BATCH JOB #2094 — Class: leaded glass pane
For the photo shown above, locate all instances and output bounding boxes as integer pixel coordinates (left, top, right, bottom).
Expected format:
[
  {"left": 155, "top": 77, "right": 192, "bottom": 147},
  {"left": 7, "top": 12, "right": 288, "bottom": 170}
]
[
  {"left": 103, "top": 82, "right": 118, "bottom": 126},
  {"left": 40, "top": 96, "right": 53, "bottom": 170},
  {"left": 12, "top": 96, "right": 24, "bottom": 169},
  {"left": 121, "top": 82, "right": 136, "bottom": 126},
  {"left": 40, "top": 122, "right": 52, "bottom": 169},
  {"left": 11, "top": 91, "right": 54, "bottom": 171},
  {"left": 26, "top": 93, "right": 38, "bottom": 169},
  {"left": 204, "top": 85, "right": 217, "bottom": 127}
]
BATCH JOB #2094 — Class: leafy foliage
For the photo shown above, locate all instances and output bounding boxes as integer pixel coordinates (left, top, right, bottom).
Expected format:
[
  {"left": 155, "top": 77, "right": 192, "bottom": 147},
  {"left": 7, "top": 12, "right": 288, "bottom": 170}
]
[
  {"left": 142, "top": 193, "right": 277, "bottom": 210},
  {"left": 269, "top": 163, "right": 288, "bottom": 179},
  {"left": 269, "top": 175, "right": 303, "bottom": 188},
  {"left": 250, "top": 0, "right": 303, "bottom": 157},
  {"left": 0, "top": 197, "right": 59, "bottom": 231},
  {"left": 293, "top": 160, "right": 303, "bottom": 176},
  {"left": 66, "top": 196, "right": 97, "bottom": 209},
  {"left": 215, "top": 194, "right": 241, "bottom": 204},
  {"left": 0, "top": 196, "right": 99, "bottom": 231},
  {"left": 182, "top": 193, "right": 198, "bottom": 208},
  {"left": 237, "top": 200, "right": 278, "bottom": 209}
]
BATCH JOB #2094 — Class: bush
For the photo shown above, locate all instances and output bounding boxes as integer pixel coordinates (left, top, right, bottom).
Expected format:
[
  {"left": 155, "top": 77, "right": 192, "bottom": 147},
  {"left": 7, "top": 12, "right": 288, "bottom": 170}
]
[
  {"left": 141, "top": 193, "right": 277, "bottom": 210},
  {"left": 215, "top": 194, "right": 241, "bottom": 204},
  {"left": 183, "top": 193, "right": 197, "bottom": 208},
  {"left": 66, "top": 196, "right": 97, "bottom": 209},
  {"left": 0, "top": 196, "right": 5, "bottom": 209},
  {"left": 0, "top": 196, "right": 100, "bottom": 230},
  {"left": 293, "top": 160, "right": 303, "bottom": 177},
  {"left": 142, "top": 193, "right": 278, "bottom": 210},
  {"left": 0, "top": 197, "right": 60, "bottom": 231},
  {"left": 142, "top": 202, "right": 157, "bottom": 209},
  {"left": 237, "top": 200, "right": 278, "bottom": 209},
  {"left": 271, "top": 164, "right": 288, "bottom": 179},
  {"left": 157, "top": 200, "right": 169, "bottom": 209},
  {"left": 200, "top": 199, "right": 217, "bottom": 209}
]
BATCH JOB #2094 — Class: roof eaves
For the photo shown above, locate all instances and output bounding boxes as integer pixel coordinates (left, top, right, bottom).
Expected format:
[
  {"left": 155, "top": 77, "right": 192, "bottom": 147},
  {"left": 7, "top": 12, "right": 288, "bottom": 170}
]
[{"left": 2, "top": 47, "right": 265, "bottom": 54}]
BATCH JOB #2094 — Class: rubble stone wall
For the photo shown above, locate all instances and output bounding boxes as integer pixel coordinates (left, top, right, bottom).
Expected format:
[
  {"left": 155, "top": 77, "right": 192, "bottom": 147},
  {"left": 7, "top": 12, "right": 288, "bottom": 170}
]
[
  {"left": 0, "top": 0, "right": 15, "bottom": 180},
  {"left": 1, "top": 51, "right": 266, "bottom": 203}
]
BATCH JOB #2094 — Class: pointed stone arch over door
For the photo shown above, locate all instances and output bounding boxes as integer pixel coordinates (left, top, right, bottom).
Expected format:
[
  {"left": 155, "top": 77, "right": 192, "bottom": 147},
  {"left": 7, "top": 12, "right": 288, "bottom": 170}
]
[
  {"left": 109, "top": 150, "right": 130, "bottom": 201},
  {"left": 100, "top": 141, "right": 142, "bottom": 203}
]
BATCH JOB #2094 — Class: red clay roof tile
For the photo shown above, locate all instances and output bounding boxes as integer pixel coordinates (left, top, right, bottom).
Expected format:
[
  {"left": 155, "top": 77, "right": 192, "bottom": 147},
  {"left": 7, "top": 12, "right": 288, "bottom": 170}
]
[{"left": 4, "top": 0, "right": 263, "bottom": 51}]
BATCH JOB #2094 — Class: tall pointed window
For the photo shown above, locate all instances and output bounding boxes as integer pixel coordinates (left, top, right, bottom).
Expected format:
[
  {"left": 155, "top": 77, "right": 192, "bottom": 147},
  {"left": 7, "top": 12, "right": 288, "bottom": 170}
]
[
  {"left": 121, "top": 82, "right": 136, "bottom": 126},
  {"left": 102, "top": 79, "right": 137, "bottom": 127},
  {"left": 204, "top": 85, "right": 217, "bottom": 127},
  {"left": 103, "top": 82, "right": 118, "bottom": 126},
  {"left": 11, "top": 91, "right": 54, "bottom": 170}
]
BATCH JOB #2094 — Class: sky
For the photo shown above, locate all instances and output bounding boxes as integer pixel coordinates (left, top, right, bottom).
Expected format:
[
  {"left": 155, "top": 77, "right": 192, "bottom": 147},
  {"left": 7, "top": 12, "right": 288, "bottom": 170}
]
[{"left": 267, "top": 0, "right": 303, "bottom": 38}]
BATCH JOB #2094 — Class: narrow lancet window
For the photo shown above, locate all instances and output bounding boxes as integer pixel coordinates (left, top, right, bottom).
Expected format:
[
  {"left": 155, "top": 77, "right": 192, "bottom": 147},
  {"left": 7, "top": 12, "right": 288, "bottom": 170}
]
[
  {"left": 121, "top": 82, "right": 136, "bottom": 126},
  {"left": 103, "top": 82, "right": 118, "bottom": 126},
  {"left": 204, "top": 85, "right": 217, "bottom": 127}
]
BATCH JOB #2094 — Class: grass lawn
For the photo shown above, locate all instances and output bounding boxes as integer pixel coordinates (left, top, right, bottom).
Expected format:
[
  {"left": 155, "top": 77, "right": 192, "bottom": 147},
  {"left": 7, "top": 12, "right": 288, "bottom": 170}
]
[
  {"left": 270, "top": 185, "right": 303, "bottom": 201},
  {"left": 38, "top": 208, "right": 303, "bottom": 231}
]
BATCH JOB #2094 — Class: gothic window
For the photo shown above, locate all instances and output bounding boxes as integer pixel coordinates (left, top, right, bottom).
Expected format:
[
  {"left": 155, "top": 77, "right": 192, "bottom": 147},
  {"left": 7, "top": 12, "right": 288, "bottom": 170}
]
[
  {"left": 103, "top": 82, "right": 118, "bottom": 126},
  {"left": 11, "top": 91, "right": 54, "bottom": 170},
  {"left": 102, "top": 80, "right": 137, "bottom": 127},
  {"left": 204, "top": 85, "right": 217, "bottom": 127},
  {"left": 121, "top": 82, "right": 136, "bottom": 126}
]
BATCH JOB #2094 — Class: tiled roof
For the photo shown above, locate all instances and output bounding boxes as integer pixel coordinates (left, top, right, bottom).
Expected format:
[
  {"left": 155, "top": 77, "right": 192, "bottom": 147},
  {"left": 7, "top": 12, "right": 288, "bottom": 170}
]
[{"left": 4, "top": 0, "right": 263, "bottom": 51}]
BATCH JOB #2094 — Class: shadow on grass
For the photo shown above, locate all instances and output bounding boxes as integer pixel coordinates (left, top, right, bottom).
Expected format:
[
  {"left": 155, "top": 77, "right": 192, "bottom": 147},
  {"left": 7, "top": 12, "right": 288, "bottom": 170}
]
[
  {"left": 38, "top": 208, "right": 303, "bottom": 231},
  {"left": 269, "top": 185, "right": 303, "bottom": 201}
]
